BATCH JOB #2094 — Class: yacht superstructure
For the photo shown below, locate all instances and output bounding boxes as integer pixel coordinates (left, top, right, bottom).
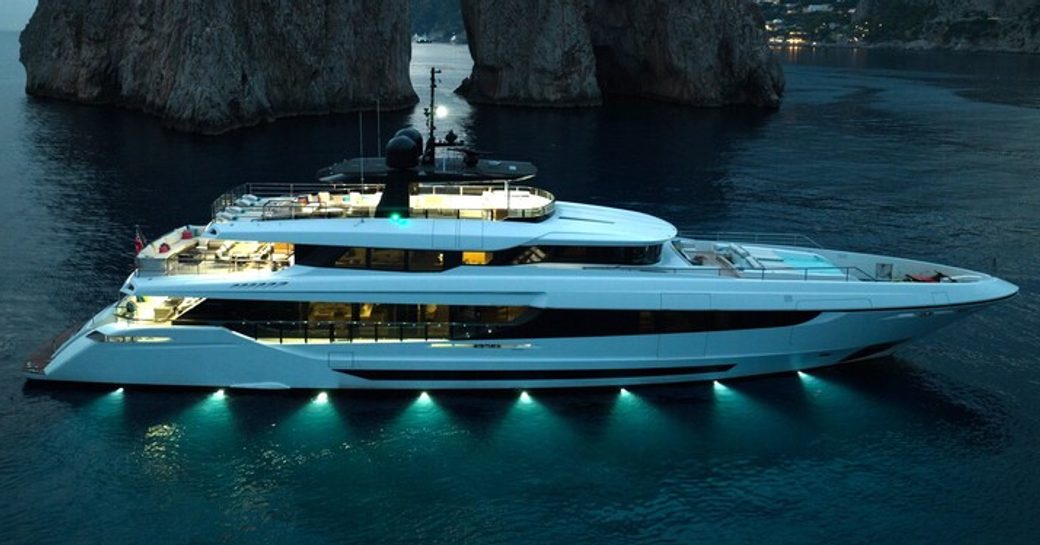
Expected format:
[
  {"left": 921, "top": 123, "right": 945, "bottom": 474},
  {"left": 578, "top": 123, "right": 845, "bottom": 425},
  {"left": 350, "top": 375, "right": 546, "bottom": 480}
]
[
  {"left": 24, "top": 175, "right": 1017, "bottom": 389},
  {"left": 22, "top": 69, "right": 1018, "bottom": 390}
]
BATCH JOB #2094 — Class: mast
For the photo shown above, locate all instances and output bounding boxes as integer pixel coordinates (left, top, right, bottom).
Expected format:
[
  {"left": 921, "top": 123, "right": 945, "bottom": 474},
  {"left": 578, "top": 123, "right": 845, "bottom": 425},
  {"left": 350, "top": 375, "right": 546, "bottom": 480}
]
[{"left": 422, "top": 67, "right": 441, "bottom": 165}]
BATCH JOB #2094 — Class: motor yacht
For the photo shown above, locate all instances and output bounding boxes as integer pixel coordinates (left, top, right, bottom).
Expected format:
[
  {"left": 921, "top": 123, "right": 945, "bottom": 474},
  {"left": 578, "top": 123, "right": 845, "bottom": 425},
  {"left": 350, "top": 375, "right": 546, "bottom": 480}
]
[{"left": 23, "top": 71, "right": 1018, "bottom": 390}]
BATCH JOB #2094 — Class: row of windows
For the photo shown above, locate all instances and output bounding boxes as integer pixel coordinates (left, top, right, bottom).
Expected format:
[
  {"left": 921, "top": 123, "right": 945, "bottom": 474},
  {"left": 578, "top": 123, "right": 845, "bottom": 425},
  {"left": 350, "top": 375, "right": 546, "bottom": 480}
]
[
  {"left": 174, "top": 299, "right": 820, "bottom": 341},
  {"left": 294, "top": 244, "right": 663, "bottom": 271}
]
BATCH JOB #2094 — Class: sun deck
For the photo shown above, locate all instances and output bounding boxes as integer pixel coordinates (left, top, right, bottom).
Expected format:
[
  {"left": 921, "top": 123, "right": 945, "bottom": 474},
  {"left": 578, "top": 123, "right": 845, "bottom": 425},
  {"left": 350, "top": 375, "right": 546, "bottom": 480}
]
[
  {"left": 668, "top": 233, "right": 990, "bottom": 283},
  {"left": 136, "top": 226, "right": 293, "bottom": 276},
  {"left": 211, "top": 181, "right": 555, "bottom": 223}
]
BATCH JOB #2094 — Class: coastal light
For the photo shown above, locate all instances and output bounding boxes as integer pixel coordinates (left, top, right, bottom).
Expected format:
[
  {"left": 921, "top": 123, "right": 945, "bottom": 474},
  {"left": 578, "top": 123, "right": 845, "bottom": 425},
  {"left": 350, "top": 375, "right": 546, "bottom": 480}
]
[{"left": 314, "top": 391, "right": 329, "bottom": 404}]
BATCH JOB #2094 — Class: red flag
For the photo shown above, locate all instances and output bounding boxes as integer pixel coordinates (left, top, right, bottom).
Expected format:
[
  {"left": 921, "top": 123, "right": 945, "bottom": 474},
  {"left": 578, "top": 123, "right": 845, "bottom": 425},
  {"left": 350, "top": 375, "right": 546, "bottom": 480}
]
[{"left": 133, "top": 227, "right": 146, "bottom": 255}]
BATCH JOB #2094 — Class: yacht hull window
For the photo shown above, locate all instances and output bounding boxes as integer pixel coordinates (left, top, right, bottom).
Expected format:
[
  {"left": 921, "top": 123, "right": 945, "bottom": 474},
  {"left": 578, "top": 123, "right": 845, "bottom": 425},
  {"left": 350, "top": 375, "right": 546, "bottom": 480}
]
[
  {"left": 169, "top": 299, "right": 819, "bottom": 342},
  {"left": 293, "top": 244, "right": 663, "bottom": 270}
]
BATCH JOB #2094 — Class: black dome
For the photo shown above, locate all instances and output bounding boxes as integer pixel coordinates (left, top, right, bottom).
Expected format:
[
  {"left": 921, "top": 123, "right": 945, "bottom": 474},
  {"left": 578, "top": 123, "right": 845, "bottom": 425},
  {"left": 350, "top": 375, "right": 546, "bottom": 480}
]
[
  {"left": 393, "top": 127, "right": 423, "bottom": 152},
  {"left": 385, "top": 135, "right": 419, "bottom": 170}
]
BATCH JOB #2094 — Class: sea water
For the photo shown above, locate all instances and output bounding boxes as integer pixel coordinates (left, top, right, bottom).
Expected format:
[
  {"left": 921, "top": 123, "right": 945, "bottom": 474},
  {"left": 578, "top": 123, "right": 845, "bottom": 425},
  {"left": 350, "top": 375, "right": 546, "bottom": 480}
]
[{"left": 1, "top": 38, "right": 1039, "bottom": 544}]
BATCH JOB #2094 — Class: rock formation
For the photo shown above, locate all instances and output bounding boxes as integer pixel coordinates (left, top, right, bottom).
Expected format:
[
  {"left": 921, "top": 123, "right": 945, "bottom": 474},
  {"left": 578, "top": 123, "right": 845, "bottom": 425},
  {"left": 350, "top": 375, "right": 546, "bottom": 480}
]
[
  {"left": 855, "top": 0, "right": 1040, "bottom": 53},
  {"left": 455, "top": 0, "right": 600, "bottom": 106},
  {"left": 20, "top": 0, "right": 418, "bottom": 134},
  {"left": 457, "top": 0, "right": 784, "bottom": 109}
]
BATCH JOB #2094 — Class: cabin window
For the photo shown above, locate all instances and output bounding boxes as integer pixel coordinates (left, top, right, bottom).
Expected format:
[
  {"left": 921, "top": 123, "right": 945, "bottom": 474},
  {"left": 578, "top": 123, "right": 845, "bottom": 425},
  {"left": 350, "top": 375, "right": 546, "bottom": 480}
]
[
  {"left": 409, "top": 250, "right": 444, "bottom": 271},
  {"left": 173, "top": 299, "right": 821, "bottom": 343},
  {"left": 296, "top": 243, "right": 661, "bottom": 270},
  {"left": 370, "top": 249, "right": 406, "bottom": 271},
  {"left": 334, "top": 247, "right": 367, "bottom": 268},
  {"left": 462, "top": 251, "right": 493, "bottom": 265}
]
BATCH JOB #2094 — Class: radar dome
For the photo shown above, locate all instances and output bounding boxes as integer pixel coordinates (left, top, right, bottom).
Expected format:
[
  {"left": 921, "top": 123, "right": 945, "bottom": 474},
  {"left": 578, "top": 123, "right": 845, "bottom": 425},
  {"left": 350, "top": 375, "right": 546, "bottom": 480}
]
[
  {"left": 385, "top": 135, "right": 419, "bottom": 170},
  {"left": 393, "top": 128, "right": 423, "bottom": 152}
]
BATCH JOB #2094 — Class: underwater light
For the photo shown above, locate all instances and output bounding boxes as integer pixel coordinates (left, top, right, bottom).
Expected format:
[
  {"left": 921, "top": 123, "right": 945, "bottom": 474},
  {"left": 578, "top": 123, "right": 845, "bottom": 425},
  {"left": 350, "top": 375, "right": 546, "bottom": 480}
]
[
  {"left": 213, "top": 389, "right": 226, "bottom": 399},
  {"left": 620, "top": 387, "right": 632, "bottom": 397},
  {"left": 418, "top": 391, "right": 431, "bottom": 402},
  {"left": 113, "top": 387, "right": 124, "bottom": 395},
  {"left": 314, "top": 391, "right": 329, "bottom": 404},
  {"left": 519, "top": 391, "right": 532, "bottom": 403}
]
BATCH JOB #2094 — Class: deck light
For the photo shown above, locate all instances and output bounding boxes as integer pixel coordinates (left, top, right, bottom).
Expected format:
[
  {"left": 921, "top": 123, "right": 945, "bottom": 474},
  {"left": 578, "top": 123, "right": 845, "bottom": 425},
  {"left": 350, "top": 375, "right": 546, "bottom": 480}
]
[
  {"left": 620, "top": 388, "right": 631, "bottom": 397},
  {"left": 519, "top": 391, "right": 532, "bottom": 403},
  {"left": 797, "top": 371, "right": 810, "bottom": 379},
  {"left": 418, "top": 391, "right": 431, "bottom": 403},
  {"left": 314, "top": 391, "right": 329, "bottom": 404},
  {"left": 213, "top": 389, "right": 226, "bottom": 399},
  {"left": 112, "top": 387, "right": 124, "bottom": 395}
]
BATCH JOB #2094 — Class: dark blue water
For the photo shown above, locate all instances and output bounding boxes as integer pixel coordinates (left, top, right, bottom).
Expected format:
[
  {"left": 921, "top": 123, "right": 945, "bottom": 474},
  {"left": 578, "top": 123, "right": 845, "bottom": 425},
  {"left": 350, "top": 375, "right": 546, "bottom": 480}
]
[{"left": 2, "top": 37, "right": 1039, "bottom": 543}]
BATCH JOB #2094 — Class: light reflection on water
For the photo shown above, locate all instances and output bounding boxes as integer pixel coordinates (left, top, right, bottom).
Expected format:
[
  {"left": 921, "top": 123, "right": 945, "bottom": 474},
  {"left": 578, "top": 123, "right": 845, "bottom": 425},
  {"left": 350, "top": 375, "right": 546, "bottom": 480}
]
[{"left": 1, "top": 36, "right": 1039, "bottom": 545}]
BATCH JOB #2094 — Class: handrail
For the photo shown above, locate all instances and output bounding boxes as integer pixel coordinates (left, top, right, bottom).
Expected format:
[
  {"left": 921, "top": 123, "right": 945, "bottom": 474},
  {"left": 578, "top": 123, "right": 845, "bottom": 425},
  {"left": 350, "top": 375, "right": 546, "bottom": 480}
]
[
  {"left": 581, "top": 264, "right": 877, "bottom": 281},
  {"left": 678, "top": 231, "right": 824, "bottom": 249},
  {"left": 213, "top": 181, "right": 556, "bottom": 222},
  {"left": 110, "top": 315, "right": 511, "bottom": 344}
]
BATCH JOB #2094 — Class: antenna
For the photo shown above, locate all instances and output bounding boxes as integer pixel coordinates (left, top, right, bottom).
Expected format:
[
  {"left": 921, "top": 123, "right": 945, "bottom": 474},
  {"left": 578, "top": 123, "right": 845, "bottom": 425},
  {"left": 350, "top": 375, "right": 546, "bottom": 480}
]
[
  {"left": 421, "top": 66, "right": 464, "bottom": 166},
  {"left": 359, "top": 110, "right": 364, "bottom": 183},
  {"left": 422, "top": 67, "right": 442, "bottom": 165}
]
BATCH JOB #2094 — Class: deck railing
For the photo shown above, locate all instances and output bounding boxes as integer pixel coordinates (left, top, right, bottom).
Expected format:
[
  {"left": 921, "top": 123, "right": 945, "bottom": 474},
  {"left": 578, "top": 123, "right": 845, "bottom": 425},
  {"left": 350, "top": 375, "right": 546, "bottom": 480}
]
[
  {"left": 678, "top": 231, "right": 824, "bottom": 249},
  {"left": 212, "top": 181, "right": 555, "bottom": 222},
  {"left": 111, "top": 315, "right": 510, "bottom": 344},
  {"left": 582, "top": 264, "right": 877, "bottom": 281}
]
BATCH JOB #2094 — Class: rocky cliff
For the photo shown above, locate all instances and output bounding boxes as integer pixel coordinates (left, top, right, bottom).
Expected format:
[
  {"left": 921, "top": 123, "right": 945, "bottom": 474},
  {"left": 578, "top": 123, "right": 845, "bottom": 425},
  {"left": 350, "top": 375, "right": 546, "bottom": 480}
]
[
  {"left": 20, "top": 0, "right": 418, "bottom": 134},
  {"left": 855, "top": 0, "right": 1040, "bottom": 53},
  {"left": 457, "top": 0, "right": 783, "bottom": 108}
]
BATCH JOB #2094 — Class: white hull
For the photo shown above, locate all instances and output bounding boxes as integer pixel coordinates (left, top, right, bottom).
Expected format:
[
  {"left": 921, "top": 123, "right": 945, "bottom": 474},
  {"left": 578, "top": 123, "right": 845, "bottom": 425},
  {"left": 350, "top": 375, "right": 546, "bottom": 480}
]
[{"left": 29, "top": 300, "right": 1001, "bottom": 390}]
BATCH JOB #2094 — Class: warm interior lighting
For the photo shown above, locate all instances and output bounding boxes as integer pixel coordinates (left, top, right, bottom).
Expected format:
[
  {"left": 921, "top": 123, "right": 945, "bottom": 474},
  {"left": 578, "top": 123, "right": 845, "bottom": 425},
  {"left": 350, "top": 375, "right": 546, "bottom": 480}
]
[{"left": 461, "top": 251, "right": 492, "bottom": 265}]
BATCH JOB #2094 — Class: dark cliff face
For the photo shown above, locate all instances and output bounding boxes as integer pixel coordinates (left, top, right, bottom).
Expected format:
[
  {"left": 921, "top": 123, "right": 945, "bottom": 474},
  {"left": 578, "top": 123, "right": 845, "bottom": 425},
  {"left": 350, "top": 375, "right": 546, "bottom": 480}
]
[
  {"left": 855, "top": 0, "right": 1040, "bottom": 53},
  {"left": 19, "top": 0, "right": 418, "bottom": 134},
  {"left": 456, "top": 0, "right": 601, "bottom": 107},
  {"left": 457, "top": 0, "right": 784, "bottom": 109}
]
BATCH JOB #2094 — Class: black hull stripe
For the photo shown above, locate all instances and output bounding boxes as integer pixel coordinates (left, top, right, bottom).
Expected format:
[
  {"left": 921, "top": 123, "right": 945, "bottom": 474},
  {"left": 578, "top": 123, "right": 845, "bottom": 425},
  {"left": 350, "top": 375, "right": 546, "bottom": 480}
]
[{"left": 339, "top": 364, "right": 736, "bottom": 381}]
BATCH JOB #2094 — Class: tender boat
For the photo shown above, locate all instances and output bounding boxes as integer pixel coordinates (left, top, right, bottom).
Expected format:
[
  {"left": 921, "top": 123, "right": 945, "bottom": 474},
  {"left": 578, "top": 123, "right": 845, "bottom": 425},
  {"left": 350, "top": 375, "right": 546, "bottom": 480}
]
[{"left": 23, "top": 71, "right": 1018, "bottom": 390}]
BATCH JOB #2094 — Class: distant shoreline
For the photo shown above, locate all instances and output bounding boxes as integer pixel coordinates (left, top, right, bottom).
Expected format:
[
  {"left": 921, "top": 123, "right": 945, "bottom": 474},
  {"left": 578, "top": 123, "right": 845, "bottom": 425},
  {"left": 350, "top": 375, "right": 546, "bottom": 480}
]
[{"left": 771, "top": 42, "right": 1040, "bottom": 57}]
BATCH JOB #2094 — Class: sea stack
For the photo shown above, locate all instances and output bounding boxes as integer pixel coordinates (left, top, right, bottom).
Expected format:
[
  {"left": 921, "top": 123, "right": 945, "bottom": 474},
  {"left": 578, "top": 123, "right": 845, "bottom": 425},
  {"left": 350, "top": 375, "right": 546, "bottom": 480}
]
[
  {"left": 19, "top": 0, "right": 418, "bottom": 134},
  {"left": 457, "top": 0, "right": 784, "bottom": 108}
]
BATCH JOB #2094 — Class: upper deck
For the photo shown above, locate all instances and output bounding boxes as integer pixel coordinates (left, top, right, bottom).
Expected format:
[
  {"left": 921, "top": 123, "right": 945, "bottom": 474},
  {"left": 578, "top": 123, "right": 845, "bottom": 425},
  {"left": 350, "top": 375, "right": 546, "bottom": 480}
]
[{"left": 211, "top": 181, "right": 555, "bottom": 223}]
